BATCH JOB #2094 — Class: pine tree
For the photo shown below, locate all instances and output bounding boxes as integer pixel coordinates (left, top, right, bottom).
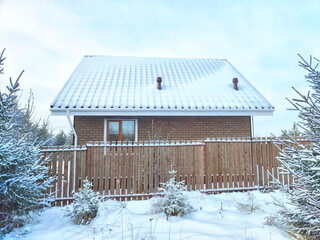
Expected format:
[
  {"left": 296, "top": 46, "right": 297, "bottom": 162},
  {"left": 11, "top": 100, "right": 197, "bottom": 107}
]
[
  {"left": 275, "top": 55, "right": 320, "bottom": 239},
  {"left": 53, "top": 130, "right": 73, "bottom": 146},
  {"left": 280, "top": 122, "right": 305, "bottom": 138},
  {"left": 0, "top": 49, "right": 53, "bottom": 236},
  {"left": 65, "top": 179, "right": 101, "bottom": 225},
  {"left": 152, "top": 170, "right": 194, "bottom": 220},
  {"left": 17, "top": 91, "right": 54, "bottom": 146}
]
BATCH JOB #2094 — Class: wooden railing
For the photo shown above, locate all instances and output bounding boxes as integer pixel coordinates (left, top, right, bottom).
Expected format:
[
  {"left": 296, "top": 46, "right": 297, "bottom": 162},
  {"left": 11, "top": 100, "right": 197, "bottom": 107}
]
[{"left": 41, "top": 138, "right": 310, "bottom": 204}]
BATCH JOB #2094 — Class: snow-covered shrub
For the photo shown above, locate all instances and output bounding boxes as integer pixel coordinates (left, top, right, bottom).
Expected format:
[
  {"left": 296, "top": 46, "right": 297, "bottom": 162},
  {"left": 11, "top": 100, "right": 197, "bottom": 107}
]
[
  {"left": 274, "top": 55, "right": 320, "bottom": 239},
  {"left": 152, "top": 170, "right": 194, "bottom": 220},
  {"left": 0, "top": 49, "right": 53, "bottom": 236},
  {"left": 263, "top": 215, "right": 277, "bottom": 226},
  {"left": 235, "top": 192, "right": 261, "bottom": 214},
  {"left": 65, "top": 179, "right": 101, "bottom": 225}
]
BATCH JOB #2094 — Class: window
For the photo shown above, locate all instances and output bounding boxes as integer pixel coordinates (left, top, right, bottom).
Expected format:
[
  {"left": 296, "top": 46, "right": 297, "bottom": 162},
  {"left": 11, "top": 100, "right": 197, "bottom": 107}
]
[{"left": 105, "top": 120, "right": 136, "bottom": 142}]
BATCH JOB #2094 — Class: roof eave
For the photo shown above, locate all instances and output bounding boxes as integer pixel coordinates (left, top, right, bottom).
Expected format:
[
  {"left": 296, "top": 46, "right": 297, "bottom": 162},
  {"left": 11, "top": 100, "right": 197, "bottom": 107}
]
[{"left": 50, "top": 108, "right": 274, "bottom": 117}]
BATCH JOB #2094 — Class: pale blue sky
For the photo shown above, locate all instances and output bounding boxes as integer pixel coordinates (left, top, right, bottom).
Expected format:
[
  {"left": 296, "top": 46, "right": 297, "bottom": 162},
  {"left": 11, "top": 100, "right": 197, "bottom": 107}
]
[{"left": 1, "top": 0, "right": 320, "bottom": 136}]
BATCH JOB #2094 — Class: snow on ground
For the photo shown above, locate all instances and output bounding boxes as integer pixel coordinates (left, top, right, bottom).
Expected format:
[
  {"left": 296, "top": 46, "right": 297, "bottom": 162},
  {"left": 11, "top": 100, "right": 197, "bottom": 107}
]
[{"left": 4, "top": 190, "right": 291, "bottom": 240}]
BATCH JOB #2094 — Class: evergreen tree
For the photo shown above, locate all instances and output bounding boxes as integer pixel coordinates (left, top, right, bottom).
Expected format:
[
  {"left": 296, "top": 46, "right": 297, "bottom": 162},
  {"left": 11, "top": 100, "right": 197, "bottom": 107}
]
[
  {"left": 0, "top": 49, "right": 53, "bottom": 236},
  {"left": 275, "top": 55, "right": 320, "bottom": 239},
  {"left": 64, "top": 179, "right": 101, "bottom": 225},
  {"left": 280, "top": 122, "right": 305, "bottom": 138},
  {"left": 152, "top": 170, "right": 194, "bottom": 220},
  {"left": 18, "top": 91, "right": 54, "bottom": 146},
  {"left": 53, "top": 130, "right": 73, "bottom": 146}
]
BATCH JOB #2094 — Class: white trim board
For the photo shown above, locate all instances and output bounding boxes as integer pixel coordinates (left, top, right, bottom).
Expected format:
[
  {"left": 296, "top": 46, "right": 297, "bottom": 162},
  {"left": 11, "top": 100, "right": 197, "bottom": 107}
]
[{"left": 51, "top": 109, "right": 274, "bottom": 117}]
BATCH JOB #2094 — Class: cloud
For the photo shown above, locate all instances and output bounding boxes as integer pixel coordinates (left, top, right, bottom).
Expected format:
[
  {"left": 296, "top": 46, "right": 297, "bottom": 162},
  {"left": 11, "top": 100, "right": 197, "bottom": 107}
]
[{"left": 0, "top": 0, "right": 319, "bottom": 134}]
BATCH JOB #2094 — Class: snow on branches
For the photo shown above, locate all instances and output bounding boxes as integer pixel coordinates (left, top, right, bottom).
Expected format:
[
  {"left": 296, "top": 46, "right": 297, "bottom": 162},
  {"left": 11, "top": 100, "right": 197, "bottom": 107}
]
[
  {"left": 0, "top": 49, "right": 53, "bottom": 236},
  {"left": 275, "top": 55, "right": 320, "bottom": 239},
  {"left": 65, "top": 179, "right": 101, "bottom": 225},
  {"left": 152, "top": 170, "right": 194, "bottom": 220}
]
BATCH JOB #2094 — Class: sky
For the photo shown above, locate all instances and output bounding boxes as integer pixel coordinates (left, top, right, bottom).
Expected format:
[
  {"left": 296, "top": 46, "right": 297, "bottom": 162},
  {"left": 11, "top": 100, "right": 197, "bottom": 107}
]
[{"left": 0, "top": 0, "right": 320, "bottom": 136}]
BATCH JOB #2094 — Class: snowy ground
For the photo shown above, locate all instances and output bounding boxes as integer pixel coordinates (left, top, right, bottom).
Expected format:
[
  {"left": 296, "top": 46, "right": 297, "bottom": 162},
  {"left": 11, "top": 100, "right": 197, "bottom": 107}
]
[{"left": 4, "top": 190, "right": 291, "bottom": 240}]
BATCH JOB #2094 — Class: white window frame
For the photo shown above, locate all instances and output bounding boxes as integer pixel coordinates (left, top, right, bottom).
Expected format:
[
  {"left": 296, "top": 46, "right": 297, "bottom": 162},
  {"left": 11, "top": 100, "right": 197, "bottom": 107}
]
[{"left": 104, "top": 118, "right": 138, "bottom": 143}]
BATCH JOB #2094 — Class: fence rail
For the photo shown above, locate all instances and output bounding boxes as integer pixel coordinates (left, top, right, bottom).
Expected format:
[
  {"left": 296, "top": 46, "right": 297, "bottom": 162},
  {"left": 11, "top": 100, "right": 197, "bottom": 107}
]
[{"left": 41, "top": 137, "right": 310, "bottom": 205}]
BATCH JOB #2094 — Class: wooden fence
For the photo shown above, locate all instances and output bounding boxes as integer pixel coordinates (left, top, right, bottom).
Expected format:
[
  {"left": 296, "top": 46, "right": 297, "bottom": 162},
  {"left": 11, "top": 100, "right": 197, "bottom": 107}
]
[{"left": 40, "top": 137, "right": 310, "bottom": 205}]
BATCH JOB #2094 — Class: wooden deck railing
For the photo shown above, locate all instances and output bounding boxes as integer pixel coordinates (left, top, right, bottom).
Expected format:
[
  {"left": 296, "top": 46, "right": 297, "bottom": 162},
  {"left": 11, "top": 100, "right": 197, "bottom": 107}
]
[{"left": 40, "top": 137, "right": 310, "bottom": 205}]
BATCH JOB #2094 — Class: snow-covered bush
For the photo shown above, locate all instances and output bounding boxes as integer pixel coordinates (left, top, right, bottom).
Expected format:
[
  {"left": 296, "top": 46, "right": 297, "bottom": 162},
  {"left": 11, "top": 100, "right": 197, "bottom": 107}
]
[
  {"left": 0, "top": 49, "right": 53, "bottom": 236},
  {"left": 235, "top": 192, "right": 261, "bottom": 214},
  {"left": 152, "top": 170, "right": 194, "bottom": 220},
  {"left": 274, "top": 55, "right": 320, "bottom": 239},
  {"left": 65, "top": 179, "right": 101, "bottom": 225}
]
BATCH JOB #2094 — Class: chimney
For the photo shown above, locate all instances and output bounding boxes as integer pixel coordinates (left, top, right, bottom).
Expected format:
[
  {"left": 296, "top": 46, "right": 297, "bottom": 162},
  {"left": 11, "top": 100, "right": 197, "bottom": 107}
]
[
  {"left": 232, "top": 78, "right": 238, "bottom": 91},
  {"left": 157, "top": 77, "right": 162, "bottom": 90}
]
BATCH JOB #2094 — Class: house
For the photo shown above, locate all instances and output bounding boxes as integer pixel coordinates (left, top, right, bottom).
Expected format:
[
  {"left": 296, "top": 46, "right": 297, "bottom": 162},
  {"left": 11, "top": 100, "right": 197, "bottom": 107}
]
[{"left": 50, "top": 56, "right": 274, "bottom": 145}]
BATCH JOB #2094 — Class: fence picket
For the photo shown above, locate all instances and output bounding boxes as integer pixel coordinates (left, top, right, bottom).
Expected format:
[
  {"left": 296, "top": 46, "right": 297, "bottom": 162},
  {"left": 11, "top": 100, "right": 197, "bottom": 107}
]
[
  {"left": 146, "top": 145, "right": 151, "bottom": 193},
  {"left": 155, "top": 146, "right": 160, "bottom": 191},
  {"left": 127, "top": 146, "right": 132, "bottom": 195},
  {"left": 137, "top": 142, "right": 143, "bottom": 194},
  {"left": 75, "top": 146, "right": 81, "bottom": 192},
  {"left": 63, "top": 150, "right": 69, "bottom": 199},
  {"left": 132, "top": 143, "right": 138, "bottom": 194},
  {"left": 110, "top": 146, "right": 115, "bottom": 195},
  {"left": 244, "top": 140, "right": 251, "bottom": 188},
  {"left": 160, "top": 144, "right": 165, "bottom": 186},
  {"left": 256, "top": 139, "right": 263, "bottom": 186},
  {"left": 199, "top": 145, "right": 204, "bottom": 190},
  {"left": 57, "top": 148, "right": 63, "bottom": 199},
  {"left": 222, "top": 141, "right": 228, "bottom": 188},
  {"left": 165, "top": 145, "right": 170, "bottom": 185},
  {"left": 262, "top": 138, "right": 268, "bottom": 186},
  {"left": 104, "top": 147, "right": 110, "bottom": 195},
  {"left": 116, "top": 145, "right": 121, "bottom": 195},
  {"left": 211, "top": 142, "right": 218, "bottom": 189},
  {"left": 92, "top": 144, "right": 98, "bottom": 192},
  {"left": 98, "top": 145, "right": 104, "bottom": 195},
  {"left": 51, "top": 150, "right": 57, "bottom": 196},
  {"left": 69, "top": 150, "right": 74, "bottom": 197},
  {"left": 251, "top": 140, "right": 258, "bottom": 187},
  {"left": 227, "top": 141, "right": 233, "bottom": 188}
]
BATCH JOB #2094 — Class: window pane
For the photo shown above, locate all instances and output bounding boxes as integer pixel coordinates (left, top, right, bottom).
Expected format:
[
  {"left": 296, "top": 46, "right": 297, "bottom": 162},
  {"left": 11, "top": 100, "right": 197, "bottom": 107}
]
[
  {"left": 109, "top": 121, "right": 119, "bottom": 141},
  {"left": 122, "top": 121, "right": 135, "bottom": 141}
]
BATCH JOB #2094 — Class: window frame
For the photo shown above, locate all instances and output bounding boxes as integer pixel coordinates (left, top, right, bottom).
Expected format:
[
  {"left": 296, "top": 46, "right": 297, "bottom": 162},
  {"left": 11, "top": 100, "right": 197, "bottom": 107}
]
[{"left": 104, "top": 119, "right": 138, "bottom": 142}]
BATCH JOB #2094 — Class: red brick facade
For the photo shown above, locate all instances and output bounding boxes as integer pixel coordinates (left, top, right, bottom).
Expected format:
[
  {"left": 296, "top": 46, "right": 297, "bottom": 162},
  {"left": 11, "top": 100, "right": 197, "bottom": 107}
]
[{"left": 74, "top": 116, "right": 252, "bottom": 145}]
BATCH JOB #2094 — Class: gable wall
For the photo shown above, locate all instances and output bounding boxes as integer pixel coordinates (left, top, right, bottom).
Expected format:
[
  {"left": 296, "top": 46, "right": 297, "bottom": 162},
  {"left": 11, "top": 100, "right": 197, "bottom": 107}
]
[{"left": 74, "top": 116, "right": 251, "bottom": 145}]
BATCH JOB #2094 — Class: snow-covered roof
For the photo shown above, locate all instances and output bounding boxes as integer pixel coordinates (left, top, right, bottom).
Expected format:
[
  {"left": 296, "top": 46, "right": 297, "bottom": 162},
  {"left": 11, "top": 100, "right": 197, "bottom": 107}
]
[{"left": 50, "top": 56, "right": 274, "bottom": 116}]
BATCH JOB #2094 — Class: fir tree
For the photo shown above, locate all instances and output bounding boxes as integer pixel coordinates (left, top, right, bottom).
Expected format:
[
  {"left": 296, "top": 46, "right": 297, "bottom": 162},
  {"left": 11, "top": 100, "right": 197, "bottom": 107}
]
[
  {"left": 0, "top": 49, "right": 53, "bottom": 236},
  {"left": 275, "top": 55, "right": 320, "bottom": 239},
  {"left": 65, "top": 179, "right": 101, "bottom": 225},
  {"left": 280, "top": 122, "right": 305, "bottom": 138},
  {"left": 152, "top": 170, "right": 194, "bottom": 220},
  {"left": 53, "top": 130, "right": 73, "bottom": 146},
  {"left": 17, "top": 91, "right": 54, "bottom": 146}
]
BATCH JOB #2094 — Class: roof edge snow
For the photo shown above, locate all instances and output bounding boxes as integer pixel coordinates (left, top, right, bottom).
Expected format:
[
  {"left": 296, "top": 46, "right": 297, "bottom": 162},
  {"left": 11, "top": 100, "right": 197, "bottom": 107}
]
[{"left": 50, "top": 108, "right": 274, "bottom": 117}]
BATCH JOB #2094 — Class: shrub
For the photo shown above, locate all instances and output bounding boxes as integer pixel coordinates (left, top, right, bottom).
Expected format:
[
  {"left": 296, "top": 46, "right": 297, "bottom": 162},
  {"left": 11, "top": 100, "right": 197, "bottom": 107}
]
[
  {"left": 65, "top": 179, "right": 101, "bottom": 225},
  {"left": 152, "top": 170, "right": 194, "bottom": 220},
  {"left": 235, "top": 192, "right": 261, "bottom": 214}
]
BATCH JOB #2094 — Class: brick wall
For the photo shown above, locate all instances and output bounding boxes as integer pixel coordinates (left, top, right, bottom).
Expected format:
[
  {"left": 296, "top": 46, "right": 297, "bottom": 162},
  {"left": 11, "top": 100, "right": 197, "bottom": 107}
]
[{"left": 74, "top": 116, "right": 252, "bottom": 145}]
